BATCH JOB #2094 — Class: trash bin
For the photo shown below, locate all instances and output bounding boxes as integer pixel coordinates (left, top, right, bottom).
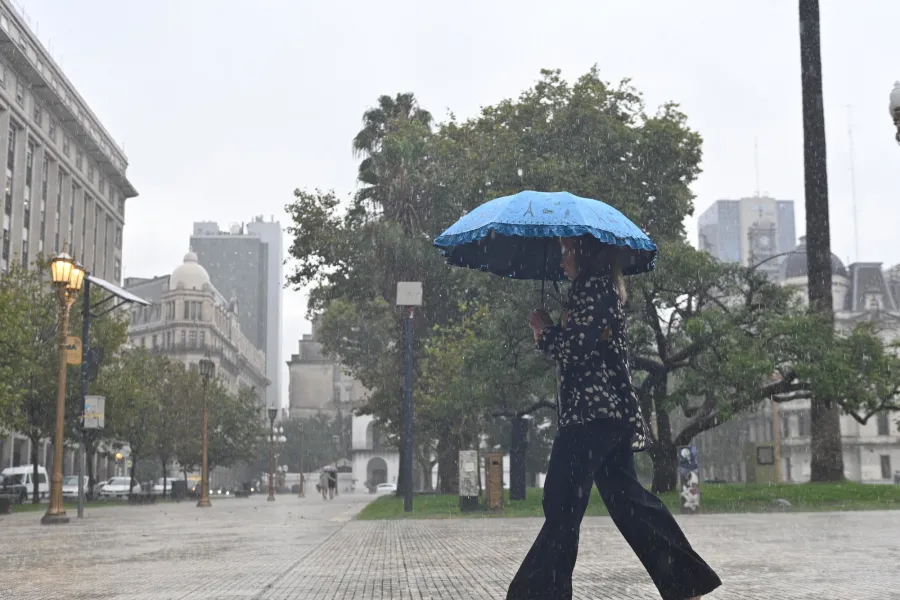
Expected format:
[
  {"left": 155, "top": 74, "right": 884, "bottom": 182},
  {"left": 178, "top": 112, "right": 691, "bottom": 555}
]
[
  {"left": 170, "top": 480, "right": 187, "bottom": 501},
  {"left": 458, "top": 450, "right": 479, "bottom": 512},
  {"left": 485, "top": 452, "right": 504, "bottom": 511}
]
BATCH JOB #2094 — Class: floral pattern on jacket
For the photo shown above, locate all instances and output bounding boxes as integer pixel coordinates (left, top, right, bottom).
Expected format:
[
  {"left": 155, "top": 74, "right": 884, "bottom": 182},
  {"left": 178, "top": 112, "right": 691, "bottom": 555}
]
[{"left": 537, "top": 272, "right": 650, "bottom": 452}]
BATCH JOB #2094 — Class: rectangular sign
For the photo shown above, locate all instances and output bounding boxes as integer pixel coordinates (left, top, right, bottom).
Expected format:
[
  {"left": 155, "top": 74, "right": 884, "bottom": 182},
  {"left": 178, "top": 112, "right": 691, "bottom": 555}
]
[
  {"left": 83, "top": 395, "right": 105, "bottom": 429},
  {"left": 65, "top": 336, "right": 82, "bottom": 365},
  {"left": 458, "top": 450, "right": 479, "bottom": 498}
]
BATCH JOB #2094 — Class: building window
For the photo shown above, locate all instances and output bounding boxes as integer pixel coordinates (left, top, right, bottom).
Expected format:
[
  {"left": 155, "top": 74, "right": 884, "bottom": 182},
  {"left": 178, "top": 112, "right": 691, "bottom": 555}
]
[
  {"left": 63, "top": 136, "right": 70, "bottom": 157},
  {"left": 1, "top": 228, "right": 8, "bottom": 264},
  {"left": 117, "top": 195, "right": 124, "bottom": 214},
  {"left": 75, "top": 150, "right": 83, "bottom": 171},
  {"left": 152, "top": 334, "right": 158, "bottom": 349},
  {"left": 115, "top": 226, "right": 122, "bottom": 249},
  {"left": 48, "top": 120, "right": 57, "bottom": 144},
  {"left": 15, "top": 81, "right": 24, "bottom": 105},
  {"left": 881, "top": 455, "right": 892, "bottom": 480},
  {"left": 103, "top": 216, "right": 111, "bottom": 277},
  {"left": 69, "top": 183, "right": 77, "bottom": 252},
  {"left": 5, "top": 122, "right": 16, "bottom": 218},
  {"left": 199, "top": 331, "right": 206, "bottom": 348},
  {"left": 92, "top": 205, "right": 100, "bottom": 258},
  {"left": 0, "top": 64, "right": 6, "bottom": 88},
  {"left": 181, "top": 331, "right": 186, "bottom": 346},
  {"left": 33, "top": 103, "right": 42, "bottom": 127},
  {"left": 82, "top": 195, "right": 91, "bottom": 254},
  {"left": 188, "top": 330, "right": 198, "bottom": 348},
  {"left": 113, "top": 257, "right": 120, "bottom": 282},
  {"left": 88, "top": 164, "right": 95, "bottom": 183},
  {"left": 877, "top": 412, "right": 890, "bottom": 436},
  {"left": 798, "top": 411, "right": 810, "bottom": 437},
  {"left": 99, "top": 178, "right": 106, "bottom": 195},
  {"left": 39, "top": 158, "right": 48, "bottom": 249},
  {"left": 165, "top": 301, "right": 175, "bottom": 320}
]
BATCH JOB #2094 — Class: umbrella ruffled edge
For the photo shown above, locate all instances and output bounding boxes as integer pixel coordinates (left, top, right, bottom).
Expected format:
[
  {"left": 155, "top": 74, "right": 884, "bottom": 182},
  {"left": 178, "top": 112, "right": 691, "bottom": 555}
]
[{"left": 433, "top": 222, "right": 658, "bottom": 253}]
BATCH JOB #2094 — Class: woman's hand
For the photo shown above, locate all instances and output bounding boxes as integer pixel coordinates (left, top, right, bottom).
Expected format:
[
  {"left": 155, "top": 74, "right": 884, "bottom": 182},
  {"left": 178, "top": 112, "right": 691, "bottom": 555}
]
[{"left": 529, "top": 309, "right": 554, "bottom": 339}]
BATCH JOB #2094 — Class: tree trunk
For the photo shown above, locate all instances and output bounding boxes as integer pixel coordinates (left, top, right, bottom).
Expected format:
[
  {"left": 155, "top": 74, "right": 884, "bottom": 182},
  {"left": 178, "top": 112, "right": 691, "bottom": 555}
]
[
  {"left": 161, "top": 457, "right": 169, "bottom": 498},
  {"left": 85, "top": 438, "right": 97, "bottom": 500},
  {"left": 30, "top": 437, "right": 40, "bottom": 504},
  {"left": 129, "top": 459, "right": 137, "bottom": 495},
  {"left": 650, "top": 409, "right": 677, "bottom": 493},
  {"left": 799, "top": 0, "right": 844, "bottom": 481},
  {"left": 436, "top": 436, "right": 460, "bottom": 493},
  {"left": 509, "top": 418, "right": 528, "bottom": 501},
  {"left": 810, "top": 399, "right": 844, "bottom": 480}
]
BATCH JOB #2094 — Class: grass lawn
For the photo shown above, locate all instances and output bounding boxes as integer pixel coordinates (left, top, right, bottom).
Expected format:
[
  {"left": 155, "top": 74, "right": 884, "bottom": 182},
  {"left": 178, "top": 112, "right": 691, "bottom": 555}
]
[{"left": 357, "top": 482, "right": 900, "bottom": 520}]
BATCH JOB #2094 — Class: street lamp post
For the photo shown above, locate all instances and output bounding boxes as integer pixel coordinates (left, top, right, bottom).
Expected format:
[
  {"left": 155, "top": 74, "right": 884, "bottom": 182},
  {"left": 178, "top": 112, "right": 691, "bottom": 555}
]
[
  {"left": 297, "top": 422, "right": 305, "bottom": 498},
  {"left": 197, "top": 353, "right": 215, "bottom": 508},
  {"left": 42, "top": 253, "right": 85, "bottom": 526},
  {"left": 267, "top": 408, "right": 277, "bottom": 501},
  {"left": 396, "top": 282, "right": 422, "bottom": 513},
  {"left": 890, "top": 81, "right": 900, "bottom": 145}
]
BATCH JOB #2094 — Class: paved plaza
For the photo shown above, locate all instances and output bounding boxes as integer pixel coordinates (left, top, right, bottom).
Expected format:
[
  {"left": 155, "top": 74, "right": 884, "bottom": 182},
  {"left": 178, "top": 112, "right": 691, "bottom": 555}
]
[{"left": 1, "top": 493, "right": 898, "bottom": 599}]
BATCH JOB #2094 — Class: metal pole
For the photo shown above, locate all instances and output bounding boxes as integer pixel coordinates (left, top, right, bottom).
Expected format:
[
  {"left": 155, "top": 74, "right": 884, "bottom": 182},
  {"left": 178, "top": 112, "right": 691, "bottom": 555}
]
[
  {"left": 42, "top": 287, "right": 73, "bottom": 525},
  {"left": 197, "top": 380, "right": 211, "bottom": 508},
  {"left": 77, "top": 277, "right": 90, "bottom": 519},
  {"left": 298, "top": 427, "right": 304, "bottom": 498},
  {"left": 267, "top": 417, "right": 275, "bottom": 502},
  {"left": 402, "top": 308, "right": 414, "bottom": 512}
]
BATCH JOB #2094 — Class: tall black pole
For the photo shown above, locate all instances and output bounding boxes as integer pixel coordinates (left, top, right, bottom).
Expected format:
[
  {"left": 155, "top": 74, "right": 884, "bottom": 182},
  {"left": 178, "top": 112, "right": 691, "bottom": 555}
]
[
  {"left": 799, "top": 0, "right": 844, "bottom": 480},
  {"left": 402, "top": 308, "right": 414, "bottom": 512},
  {"left": 77, "top": 277, "right": 90, "bottom": 519}
]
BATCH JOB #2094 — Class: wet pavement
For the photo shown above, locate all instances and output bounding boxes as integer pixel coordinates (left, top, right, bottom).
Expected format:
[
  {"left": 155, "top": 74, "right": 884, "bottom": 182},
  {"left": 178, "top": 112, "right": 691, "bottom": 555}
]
[{"left": 1, "top": 493, "right": 897, "bottom": 599}]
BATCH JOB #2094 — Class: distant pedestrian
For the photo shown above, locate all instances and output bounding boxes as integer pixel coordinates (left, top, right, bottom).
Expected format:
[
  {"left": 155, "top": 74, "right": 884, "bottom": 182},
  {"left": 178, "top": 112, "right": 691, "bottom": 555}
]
[
  {"left": 507, "top": 236, "right": 721, "bottom": 600},
  {"left": 327, "top": 469, "right": 337, "bottom": 500},
  {"left": 318, "top": 472, "right": 328, "bottom": 500}
]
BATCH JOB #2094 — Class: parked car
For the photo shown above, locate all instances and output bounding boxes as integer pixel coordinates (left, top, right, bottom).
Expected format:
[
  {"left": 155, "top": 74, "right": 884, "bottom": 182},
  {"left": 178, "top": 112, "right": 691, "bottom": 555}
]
[
  {"left": 62, "top": 475, "right": 89, "bottom": 501},
  {"left": 93, "top": 478, "right": 112, "bottom": 497},
  {"left": 0, "top": 473, "right": 28, "bottom": 504},
  {"left": 99, "top": 477, "right": 141, "bottom": 499},
  {"left": 1, "top": 465, "right": 49, "bottom": 500},
  {"left": 151, "top": 477, "right": 180, "bottom": 496},
  {"left": 375, "top": 483, "right": 397, "bottom": 495}
]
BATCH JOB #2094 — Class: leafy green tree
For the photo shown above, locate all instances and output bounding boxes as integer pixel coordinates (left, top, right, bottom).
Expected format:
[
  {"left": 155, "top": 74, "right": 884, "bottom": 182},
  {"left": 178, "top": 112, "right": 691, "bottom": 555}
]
[
  {"left": 100, "top": 348, "right": 170, "bottom": 492},
  {"left": 280, "top": 412, "right": 351, "bottom": 475}
]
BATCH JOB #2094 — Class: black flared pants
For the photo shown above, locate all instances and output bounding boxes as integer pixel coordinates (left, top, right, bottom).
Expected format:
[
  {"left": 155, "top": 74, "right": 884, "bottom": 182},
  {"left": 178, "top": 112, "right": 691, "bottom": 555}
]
[{"left": 506, "top": 419, "right": 721, "bottom": 600}]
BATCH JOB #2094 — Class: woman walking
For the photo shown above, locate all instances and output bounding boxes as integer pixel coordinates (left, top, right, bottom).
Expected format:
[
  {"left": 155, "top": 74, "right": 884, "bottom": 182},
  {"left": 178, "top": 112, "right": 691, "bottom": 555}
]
[{"left": 507, "top": 236, "right": 721, "bottom": 600}]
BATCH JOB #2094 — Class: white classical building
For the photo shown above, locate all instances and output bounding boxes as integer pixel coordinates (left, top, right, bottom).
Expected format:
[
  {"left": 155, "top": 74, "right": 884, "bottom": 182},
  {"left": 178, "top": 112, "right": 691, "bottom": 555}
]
[
  {"left": 693, "top": 238, "right": 900, "bottom": 483},
  {"left": 124, "top": 252, "right": 269, "bottom": 487},
  {"left": 125, "top": 251, "right": 269, "bottom": 399}
]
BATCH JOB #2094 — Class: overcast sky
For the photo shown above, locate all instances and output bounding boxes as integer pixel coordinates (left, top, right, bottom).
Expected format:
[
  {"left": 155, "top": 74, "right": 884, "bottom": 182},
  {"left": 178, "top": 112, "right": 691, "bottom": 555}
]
[{"left": 18, "top": 0, "right": 900, "bottom": 407}]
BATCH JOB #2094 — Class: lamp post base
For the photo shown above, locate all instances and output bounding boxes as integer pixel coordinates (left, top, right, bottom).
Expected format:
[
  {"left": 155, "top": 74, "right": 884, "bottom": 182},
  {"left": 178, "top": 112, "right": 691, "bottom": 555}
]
[
  {"left": 267, "top": 494, "right": 275, "bottom": 502},
  {"left": 196, "top": 498, "right": 212, "bottom": 508},
  {"left": 41, "top": 511, "right": 70, "bottom": 525}
]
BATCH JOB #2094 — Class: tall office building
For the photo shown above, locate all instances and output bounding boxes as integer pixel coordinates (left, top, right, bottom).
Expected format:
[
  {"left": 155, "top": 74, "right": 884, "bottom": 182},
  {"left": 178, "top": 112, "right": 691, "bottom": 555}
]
[
  {"left": 0, "top": 1, "right": 136, "bottom": 475},
  {"left": 698, "top": 195, "right": 795, "bottom": 279},
  {"left": 0, "top": 1, "right": 136, "bottom": 282},
  {"left": 190, "top": 217, "right": 282, "bottom": 410}
]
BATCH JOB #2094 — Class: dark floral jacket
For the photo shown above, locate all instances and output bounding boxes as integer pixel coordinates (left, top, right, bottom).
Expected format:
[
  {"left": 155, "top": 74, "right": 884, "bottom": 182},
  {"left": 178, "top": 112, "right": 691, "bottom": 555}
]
[{"left": 537, "top": 272, "right": 650, "bottom": 452}]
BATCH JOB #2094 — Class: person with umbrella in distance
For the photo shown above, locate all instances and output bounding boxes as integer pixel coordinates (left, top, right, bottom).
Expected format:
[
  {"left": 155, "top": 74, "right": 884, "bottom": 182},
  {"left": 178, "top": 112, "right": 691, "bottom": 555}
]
[{"left": 434, "top": 191, "right": 721, "bottom": 600}]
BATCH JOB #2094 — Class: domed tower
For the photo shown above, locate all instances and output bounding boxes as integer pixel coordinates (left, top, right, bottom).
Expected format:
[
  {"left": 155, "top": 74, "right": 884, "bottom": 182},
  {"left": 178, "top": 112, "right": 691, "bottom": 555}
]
[
  {"left": 169, "top": 251, "right": 212, "bottom": 291},
  {"left": 779, "top": 236, "right": 850, "bottom": 310}
]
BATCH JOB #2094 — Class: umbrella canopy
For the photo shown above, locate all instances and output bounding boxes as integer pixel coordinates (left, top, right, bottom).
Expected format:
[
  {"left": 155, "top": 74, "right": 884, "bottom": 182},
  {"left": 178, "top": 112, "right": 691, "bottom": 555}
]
[{"left": 433, "top": 191, "right": 657, "bottom": 281}]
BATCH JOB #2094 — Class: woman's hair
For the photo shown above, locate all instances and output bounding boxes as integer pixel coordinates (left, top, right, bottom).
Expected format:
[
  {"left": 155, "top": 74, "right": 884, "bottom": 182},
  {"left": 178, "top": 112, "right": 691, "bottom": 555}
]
[{"left": 569, "top": 236, "right": 628, "bottom": 304}]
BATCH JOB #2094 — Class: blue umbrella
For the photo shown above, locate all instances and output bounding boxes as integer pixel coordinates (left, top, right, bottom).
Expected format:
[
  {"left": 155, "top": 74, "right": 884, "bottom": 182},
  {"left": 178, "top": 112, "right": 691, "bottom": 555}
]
[{"left": 433, "top": 191, "right": 657, "bottom": 282}]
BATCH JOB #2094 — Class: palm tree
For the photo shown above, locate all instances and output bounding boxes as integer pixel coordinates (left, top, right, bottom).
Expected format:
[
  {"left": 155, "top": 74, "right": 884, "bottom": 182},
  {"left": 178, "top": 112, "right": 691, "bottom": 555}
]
[{"left": 352, "top": 94, "right": 434, "bottom": 232}]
